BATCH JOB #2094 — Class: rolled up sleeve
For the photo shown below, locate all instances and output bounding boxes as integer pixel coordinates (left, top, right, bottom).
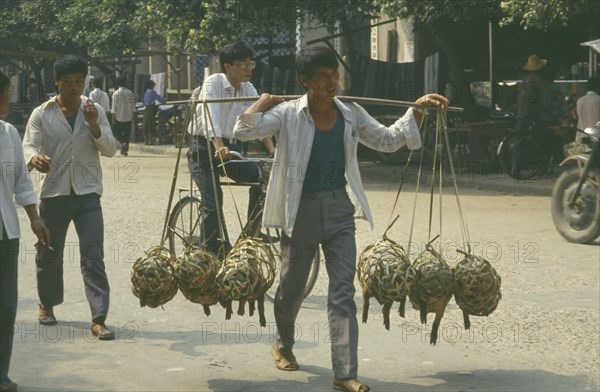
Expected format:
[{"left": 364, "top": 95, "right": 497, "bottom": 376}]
[
  {"left": 93, "top": 105, "right": 118, "bottom": 157},
  {"left": 398, "top": 108, "right": 421, "bottom": 150},
  {"left": 356, "top": 103, "right": 421, "bottom": 152},
  {"left": 13, "top": 132, "right": 37, "bottom": 207},
  {"left": 234, "top": 107, "right": 283, "bottom": 141},
  {"left": 23, "top": 107, "right": 43, "bottom": 165}
]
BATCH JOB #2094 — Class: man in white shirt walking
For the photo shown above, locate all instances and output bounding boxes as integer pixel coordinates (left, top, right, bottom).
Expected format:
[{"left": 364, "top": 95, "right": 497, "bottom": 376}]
[
  {"left": 576, "top": 76, "right": 600, "bottom": 140},
  {"left": 89, "top": 78, "right": 111, "bottom": 122},
  {"left": 111, "top": 76, "right": 136, "bottom": 156},
  {"left": 234, "top": 46, "right": 447, "bottom": 392},
  {"left": 1, "top": 70, "right": 50, "bottom": 392},
  {"left": 23, "top": 55, "right": 118, "bottom": 340}
]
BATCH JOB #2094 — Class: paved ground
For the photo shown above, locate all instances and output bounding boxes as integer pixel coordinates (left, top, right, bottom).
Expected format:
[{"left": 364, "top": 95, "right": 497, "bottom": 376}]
[{"left": 8, "top": 143, "right": 599, "bottom": 392}]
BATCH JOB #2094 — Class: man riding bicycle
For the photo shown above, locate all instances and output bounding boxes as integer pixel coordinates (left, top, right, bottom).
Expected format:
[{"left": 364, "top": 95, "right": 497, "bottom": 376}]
[{"left": 186, "top": 41, "right": 275, "bottom": 257}]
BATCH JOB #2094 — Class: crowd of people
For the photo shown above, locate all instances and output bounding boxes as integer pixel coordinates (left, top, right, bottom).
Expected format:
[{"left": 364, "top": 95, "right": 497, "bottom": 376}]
[{"left": 1, "top": 44, "right": 598, "bottom": 392}]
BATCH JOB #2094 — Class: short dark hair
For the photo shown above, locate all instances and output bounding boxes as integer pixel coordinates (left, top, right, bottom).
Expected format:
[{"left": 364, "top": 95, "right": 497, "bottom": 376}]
[
  {"left": 219, "top": 41, "right": 254, "bottom": 72},
  {"left": 295, "top": 46, "right": 338, "bottom": 79},
  {"left": 54, "top": 55, "right": 87, "bottom": 81},
  {"left": 145, "top": 80, "right": 156, "bottom": 90},
  {"left": 116, "top": 76, "right": 127, "bottom": 87},
  {"left": 0, "top": 71, "right": 10, "bottom": 96},
  {"left": 587, "top": 76, "right": 599, "bottom": 93}
]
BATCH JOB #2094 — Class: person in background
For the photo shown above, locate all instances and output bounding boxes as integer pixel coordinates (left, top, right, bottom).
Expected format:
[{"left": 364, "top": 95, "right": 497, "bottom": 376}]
[
  {"left": 23, "top": 55, "right": 118, "bottom": 341},
  {"left": 83, "top": 78, "right": 94, "bottom": 97},
  {"left": 517, "top": 54, "right": 564, "bottom": 160},
  {"left": 111, "top": 76, "right": 136, "bottom": 156},
  {"left": 576, "top": 76, "right": 600, "bottom": 140},
  {"left": 27, "top": 77, "right": 40, "bottom": 103},
  {"left": 234, "top": 46, "right": 447, "bottom": 392},
  {"left": 142, "top": 80, "right": 166, "bottom": 145},
  {"left": 186, "top": 40, "right": 274, "bottom": 257},
  {"left": 0, "top": 70, "right": 50, "bottom": 392},
  {"left": 517, "top": 54, "right": 560, "bottom": 132},
  {"left": 89, "top": 78, "right": 111, "bottom": 123}
]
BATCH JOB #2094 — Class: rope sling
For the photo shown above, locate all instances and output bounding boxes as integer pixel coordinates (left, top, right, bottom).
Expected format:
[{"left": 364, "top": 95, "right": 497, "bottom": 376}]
[{"left": 357, "top": 106, "right": 501, "bottom": 345}]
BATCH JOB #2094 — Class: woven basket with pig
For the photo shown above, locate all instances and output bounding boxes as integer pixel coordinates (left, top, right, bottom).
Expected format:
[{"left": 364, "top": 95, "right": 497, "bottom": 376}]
[
  {"left": 452, "top": 251, "right": 502, "bottom": 329},
  {"left": 216, "top": 236, "right": 276, "bottom": 327},
  {"left": 174, "top": 248, "right": 222, "bottom": 316},
  {"left": 409, "top": 244, "right": 453, "bottom": 345},
  {"left": 131, "top": 246, "right": 179, "bottom": 308},
  {"left": 358, "top": 237, "right": 415, "bottom": 330}
]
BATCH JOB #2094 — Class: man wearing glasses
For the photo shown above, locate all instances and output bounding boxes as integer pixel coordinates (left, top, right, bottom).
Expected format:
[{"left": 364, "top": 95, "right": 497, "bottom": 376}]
[{"left": 187, "top": 41, "right": 274, "bottom": 257}]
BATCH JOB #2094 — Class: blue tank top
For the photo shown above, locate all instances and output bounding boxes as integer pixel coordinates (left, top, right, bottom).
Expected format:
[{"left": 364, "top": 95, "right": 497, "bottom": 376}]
[
  {"left": 302, "top": 113, "right": 347, "bottom": 193},
  {"left": 66, "top": 113, "right": 77, "bottom": 130}
]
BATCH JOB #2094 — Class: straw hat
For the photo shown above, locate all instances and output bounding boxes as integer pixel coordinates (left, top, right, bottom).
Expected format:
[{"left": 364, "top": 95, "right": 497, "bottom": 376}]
[{"left": 522, "top": 54, "right": 548, "bottom": 71}]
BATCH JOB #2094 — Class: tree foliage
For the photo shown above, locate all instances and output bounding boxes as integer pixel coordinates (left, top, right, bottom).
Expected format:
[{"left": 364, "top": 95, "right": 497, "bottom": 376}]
[
  {"left": 2, "top": 0, "right": 597, "bottom": 78},
  {"left": 0, "top": 0, "right": 74, "bottom": 55},
  {"left": 499, "top": 0, "right": 600, "bottom": 30},
  {"left": 134, "top": 0, "right": 378, "bottom": 55},
  {"left": 62, "top": 0, "right": 145, "bottom": 56},
  {"left": 378, "top": 0, "right": 600, "bottom": 31}
]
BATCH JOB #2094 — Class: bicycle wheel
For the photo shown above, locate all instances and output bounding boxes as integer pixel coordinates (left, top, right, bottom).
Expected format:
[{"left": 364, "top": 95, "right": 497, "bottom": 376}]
[
  {"left": 167, "top": 195, "right": 204, "bottom": 258},
  {"left": 498, "top": 133, "right": 548, "bottom": 180},
  {"left": 262, "top": 228, "right": 320, "bottom": 302}
]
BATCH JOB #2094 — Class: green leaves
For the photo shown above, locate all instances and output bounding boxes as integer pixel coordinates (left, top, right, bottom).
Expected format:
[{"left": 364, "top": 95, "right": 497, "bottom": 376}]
[{"left": 499, "top": 0, "right": 599, "bottom": 30}]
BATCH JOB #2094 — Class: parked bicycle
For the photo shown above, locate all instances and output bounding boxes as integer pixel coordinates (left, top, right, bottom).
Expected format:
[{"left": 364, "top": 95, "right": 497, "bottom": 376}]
[
  {"left": 166, "top": 151, "right": 320, "bottom": 301},
  {"left": 496, "top": 120, "right": 561, "bottom": 180}
]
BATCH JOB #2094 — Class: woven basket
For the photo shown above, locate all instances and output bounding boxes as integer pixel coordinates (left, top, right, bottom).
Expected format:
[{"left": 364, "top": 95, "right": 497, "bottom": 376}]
[
  {"left": 174, "top": 249, "right": 222, "bottom": 307},
  {"left": 409, "top": 246, "right": 453, "bottom": 314},
  {"left": 217, "top": 236, "right": 276, "bottom": 301},
  {"left": 358, "top": 238, "right": 414, "bottom": 302},
  {"left": 564, "top": 140, "right": 587, "bottom": 157},
  {"left": 131, "top": 246, "right": 178, "bottom": 308},
  {"left": 453, "top": 254, "right": 502, "bottom": 317}
]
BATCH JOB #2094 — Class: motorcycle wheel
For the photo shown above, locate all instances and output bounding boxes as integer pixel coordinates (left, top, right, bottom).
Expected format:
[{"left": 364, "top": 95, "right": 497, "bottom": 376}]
[{"left": 551, "top": 167, "right": 600, "bottom": 244}]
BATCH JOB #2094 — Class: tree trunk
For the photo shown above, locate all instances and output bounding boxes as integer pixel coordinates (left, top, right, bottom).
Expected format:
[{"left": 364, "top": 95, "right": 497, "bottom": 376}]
[{"left": 423, "top": 22, "right": 469, "bottom": 105}]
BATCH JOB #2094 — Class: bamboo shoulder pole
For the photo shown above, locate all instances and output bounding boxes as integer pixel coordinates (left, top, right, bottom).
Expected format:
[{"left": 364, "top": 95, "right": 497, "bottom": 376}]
[{"left": 167, "top": 95, "right": 463, "bottom": 113}]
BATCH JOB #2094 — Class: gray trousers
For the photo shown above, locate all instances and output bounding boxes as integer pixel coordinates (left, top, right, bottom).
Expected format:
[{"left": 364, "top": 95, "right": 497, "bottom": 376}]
[
  {"left": 273, "top": 187, "right": 359, "bottom": 380},
  {"left": 36, "top": 193, "right": 110, "bottom": 324},
  {"left": 0, "top": 226, "right": 18, "bottom": 384}
]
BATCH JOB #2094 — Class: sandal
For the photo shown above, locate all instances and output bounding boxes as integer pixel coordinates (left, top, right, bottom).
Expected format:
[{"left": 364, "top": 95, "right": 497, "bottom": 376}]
[
  {"left": 332, "top": 378, "right": 371, "bottom": 392},
  {"left": 0, "top": 381, "right": 18, "bottom": 391},
  {"left": 38, "top": 304, "right": 57, "bottom": 326},
  {"left": 271, "top": 344, "right": 299, "bottom": 371}
]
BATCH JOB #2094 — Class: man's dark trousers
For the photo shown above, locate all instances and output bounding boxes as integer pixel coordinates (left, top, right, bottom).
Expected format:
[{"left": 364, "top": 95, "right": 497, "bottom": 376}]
[
  {"left": 187, "top": 137, "right": 261, "bottom": 256},
  {"left": 36, "top": 193, "right": 110, "bottom": 324},
  {"left": 114, "top": 120, "right": 131, "bottom": 154},
  {"left": 0, "top": 226, "right": 19, "bottom": 384}
]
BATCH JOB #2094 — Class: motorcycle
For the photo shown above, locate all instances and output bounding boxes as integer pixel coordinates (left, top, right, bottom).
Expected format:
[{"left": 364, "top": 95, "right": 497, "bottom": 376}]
[{"left": 551, "top": 125, "right": 600, "bottom": 244}]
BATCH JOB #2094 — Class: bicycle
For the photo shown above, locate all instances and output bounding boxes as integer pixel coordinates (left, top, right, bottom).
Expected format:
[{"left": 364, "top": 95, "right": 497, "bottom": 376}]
[
  {"left": 166, "top": 151, "right": 320, "bottom": 301},
  {"left": 496, "top": 121, "right": 554, "bottom": 180}
]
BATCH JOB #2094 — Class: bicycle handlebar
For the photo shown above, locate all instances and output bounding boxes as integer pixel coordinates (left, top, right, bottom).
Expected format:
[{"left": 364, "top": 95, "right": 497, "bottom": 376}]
[{"left": 217, "top": 151, "right": 274, "bottom": 167}]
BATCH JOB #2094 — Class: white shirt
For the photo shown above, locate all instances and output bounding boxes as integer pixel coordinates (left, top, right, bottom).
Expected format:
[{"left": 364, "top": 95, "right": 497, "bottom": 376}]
[
  {"left": 111, "top": 87, "right": 136, "bottom": 122},
  {"left": 234, "top": 95, "right": 421, "bottom": 237},
  {"left": 576, "top": 91, "right": 600, "bottom": 130},
  {"left": 89, "top": 88, "right": 111, "bottom": 114},
  {"left": 187, "top": 73, "right": 258, "bottom": 139},
  {"left": 0, "top": 120, "right": 37, "bottom": 240},
  {"left": 22, "top": 96, "right": 118, "bottom": 198}
]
